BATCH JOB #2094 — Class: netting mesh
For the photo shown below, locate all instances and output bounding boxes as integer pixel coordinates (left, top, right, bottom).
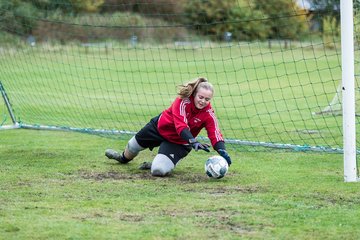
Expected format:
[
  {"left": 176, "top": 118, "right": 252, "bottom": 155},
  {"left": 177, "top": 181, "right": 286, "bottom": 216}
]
[{"left": 0, "top": 0, "right": 357, "bottom": 152}]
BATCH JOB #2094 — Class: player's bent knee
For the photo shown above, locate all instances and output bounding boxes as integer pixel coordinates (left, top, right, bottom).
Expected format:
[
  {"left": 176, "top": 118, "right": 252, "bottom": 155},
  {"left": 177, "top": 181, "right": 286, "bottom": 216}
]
[
  {"left": 126, "top": 136, "right": 144, "bottom": 156},
  {"left": 151, "top": 154, "right": 175, "bottom": 177}
]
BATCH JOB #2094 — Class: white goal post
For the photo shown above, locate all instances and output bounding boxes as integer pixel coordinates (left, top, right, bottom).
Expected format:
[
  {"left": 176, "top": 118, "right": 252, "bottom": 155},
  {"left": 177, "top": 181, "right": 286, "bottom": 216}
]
[{"left": 341, "top": 0, "right": 357, "bottom": 182}]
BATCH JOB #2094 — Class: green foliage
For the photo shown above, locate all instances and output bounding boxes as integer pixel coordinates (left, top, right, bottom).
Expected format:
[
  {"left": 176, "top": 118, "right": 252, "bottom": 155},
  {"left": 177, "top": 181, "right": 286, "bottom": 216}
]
[
  {"left": 32, "top": 0, "right": 104, "bottom": 13},
  {"left": 184, "top": 0, "right": 270, "bottom": 41},
  {"left": 101, "top": 0, "right": 186, "bottom": 22},
  {"left": 254, "top": 0, "right": 310, "bottom": 40},
  {"left": 184, "top": 0, "right": 310, "bottom": 41},
  {"left": 0, "top": 0, "right": 38, "bottom": 35},
  {"left": 0, "top": 31, "right": 23, "bottom": 45},
  {"left": 0, "top": 0, "right": 313, "bottom": 42},
  {"left": 32, "top": 11, "right": 188, "bottom": 42},
  {"left": 355, "top": 6, "right": 360, "bottom": 46},
  {"left": 31, "top": 0, "right": 74, "bottom": 13},
  {"left": 311, "top": 0, "right": 340, "bottom": 30},
  {"left": 70, "top": 0, "right": 104, "bottom": 13},
  {"left": 322, "top": 16, "right": 339, "bottom": 49},
  {"left": 185, "top": 0, "right": 238, "bottom": 40},
  {"left": 229, "top": 6, "right": 270, "bottom": 41}
]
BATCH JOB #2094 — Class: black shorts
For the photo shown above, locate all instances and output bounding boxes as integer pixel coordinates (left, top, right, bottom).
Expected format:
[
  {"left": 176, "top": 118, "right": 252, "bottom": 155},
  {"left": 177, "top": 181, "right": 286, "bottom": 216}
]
[{"left": 135, "top": 115, "right": 192, "bottom": 165}]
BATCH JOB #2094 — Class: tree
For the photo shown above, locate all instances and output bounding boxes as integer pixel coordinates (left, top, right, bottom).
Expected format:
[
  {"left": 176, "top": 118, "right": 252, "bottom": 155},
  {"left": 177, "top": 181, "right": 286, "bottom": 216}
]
[
  {"left": 0, "top": 0, "right": 38, "bottom": 35},
  {"left": 254, "top": 0, "right": 310, "bottom": 40},
  {"left": 101, "top": 0, "right": 186, "bottom": 23},
  {"left": 308, "top": 0, "right": 340, "bottom": 31},
  {"left": 185, "top": 0, "right": 271, "bottom": 41},
  {"left": 70, "top": 0, "right": 104, "bottom": 13},
  {"left": 229, "top": 6, "right": 271, "bottom": 41},
  {"left": 32, "top": 0, "right": 104, "bottom": 13},
  {"left": 185, "top": 0, "right": 238, "bottom": 40},
  {"left": 309, "top": 0, "right": 340, "bottom": 18}
]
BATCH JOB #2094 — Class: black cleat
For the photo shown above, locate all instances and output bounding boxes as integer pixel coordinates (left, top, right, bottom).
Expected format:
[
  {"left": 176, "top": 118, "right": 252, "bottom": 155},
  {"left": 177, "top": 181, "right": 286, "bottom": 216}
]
[{"left": 105, "top": 149, "right": 129, "bottom": 164}]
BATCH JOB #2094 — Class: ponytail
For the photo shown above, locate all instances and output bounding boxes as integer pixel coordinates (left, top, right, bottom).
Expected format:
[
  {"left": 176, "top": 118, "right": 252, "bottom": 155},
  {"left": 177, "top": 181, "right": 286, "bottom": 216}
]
[{"left": 178, "top": 77, "right": 213, "bottom": 99}]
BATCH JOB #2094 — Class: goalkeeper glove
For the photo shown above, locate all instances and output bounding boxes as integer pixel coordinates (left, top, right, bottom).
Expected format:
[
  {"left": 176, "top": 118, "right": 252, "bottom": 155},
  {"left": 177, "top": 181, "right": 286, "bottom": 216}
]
[
  {"left": 189, "top": 138, "right": 210, "bottom": 152},
  {"left": 217, "top": 149, "right": 232, "bottom": 166}
]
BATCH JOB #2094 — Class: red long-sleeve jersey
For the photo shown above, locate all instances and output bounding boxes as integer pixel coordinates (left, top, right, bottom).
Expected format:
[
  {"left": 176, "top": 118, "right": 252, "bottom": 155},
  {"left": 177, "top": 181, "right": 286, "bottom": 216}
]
[{"left": 157, "top": 96, "right": 224, "bottom": 146}]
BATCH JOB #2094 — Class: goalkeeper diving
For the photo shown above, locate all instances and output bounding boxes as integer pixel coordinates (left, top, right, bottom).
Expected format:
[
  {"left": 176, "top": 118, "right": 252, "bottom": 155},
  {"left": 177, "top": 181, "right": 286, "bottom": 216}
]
[{"left": 105, "top": 77, "right": 232, "bottom": 176}]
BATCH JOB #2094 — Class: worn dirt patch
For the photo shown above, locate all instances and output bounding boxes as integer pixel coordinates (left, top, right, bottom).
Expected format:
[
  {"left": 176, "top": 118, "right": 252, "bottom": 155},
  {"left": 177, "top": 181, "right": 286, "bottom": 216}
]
[
  {"left": 161, "top": 209, "right": 262, "bottom": 236},
  {"left": 78, "top": 169, "right": 209, "bottom": 183},
  {"left": 118, "top": 213, "right": 144, "bottom": 222},
  {"left": 79, "top": 170, "right": 154, "bottom": 180},
  {"left": 205, "top": 185, "right": 262, "bottom": 194},
  {"left": 77, "top": 170, "right": 260, "bottom": 192}
]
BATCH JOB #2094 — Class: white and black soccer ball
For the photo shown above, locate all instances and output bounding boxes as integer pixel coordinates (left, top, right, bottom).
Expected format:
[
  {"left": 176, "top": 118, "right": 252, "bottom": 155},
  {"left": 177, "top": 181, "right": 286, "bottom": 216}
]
[{"left": 205, "top": 155, "right": 229, "bottom": 179}]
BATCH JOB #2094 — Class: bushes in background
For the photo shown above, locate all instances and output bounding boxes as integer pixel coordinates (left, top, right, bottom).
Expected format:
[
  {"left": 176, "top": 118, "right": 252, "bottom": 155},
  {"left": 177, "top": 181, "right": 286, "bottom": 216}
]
[{"left": 1, "top": 0, "right": 314, "bottom": 43}]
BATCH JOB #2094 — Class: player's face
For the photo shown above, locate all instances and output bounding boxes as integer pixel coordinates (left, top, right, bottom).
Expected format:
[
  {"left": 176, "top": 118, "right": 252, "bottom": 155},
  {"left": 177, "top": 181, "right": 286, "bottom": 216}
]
[{"left": 194, "top": 87, "right": 213, "bottom": 109}]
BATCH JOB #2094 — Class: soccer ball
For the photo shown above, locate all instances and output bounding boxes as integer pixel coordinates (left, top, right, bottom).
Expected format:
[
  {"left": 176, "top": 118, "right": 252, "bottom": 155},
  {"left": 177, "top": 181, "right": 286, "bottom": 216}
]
[{"left": 205, "top": 155, "right": 229, "bottom": 179}]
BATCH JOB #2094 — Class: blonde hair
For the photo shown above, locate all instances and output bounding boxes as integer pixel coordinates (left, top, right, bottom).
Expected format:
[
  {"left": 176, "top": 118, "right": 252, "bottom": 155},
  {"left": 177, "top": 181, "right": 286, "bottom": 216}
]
[{"left": 177, "top": 77, "right": 214, "bottom": 99}]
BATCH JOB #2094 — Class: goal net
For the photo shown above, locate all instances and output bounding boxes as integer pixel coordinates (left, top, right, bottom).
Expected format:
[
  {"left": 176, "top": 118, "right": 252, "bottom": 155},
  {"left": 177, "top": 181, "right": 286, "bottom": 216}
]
[{"left": 0, "top": 0, "right": 357, "bottom": 153}]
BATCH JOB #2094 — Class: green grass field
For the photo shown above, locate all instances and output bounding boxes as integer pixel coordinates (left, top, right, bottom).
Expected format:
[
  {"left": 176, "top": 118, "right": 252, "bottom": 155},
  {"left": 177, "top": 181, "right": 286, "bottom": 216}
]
[{"left": 1, "top": 129, "right": 360, "bottom": 239}]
